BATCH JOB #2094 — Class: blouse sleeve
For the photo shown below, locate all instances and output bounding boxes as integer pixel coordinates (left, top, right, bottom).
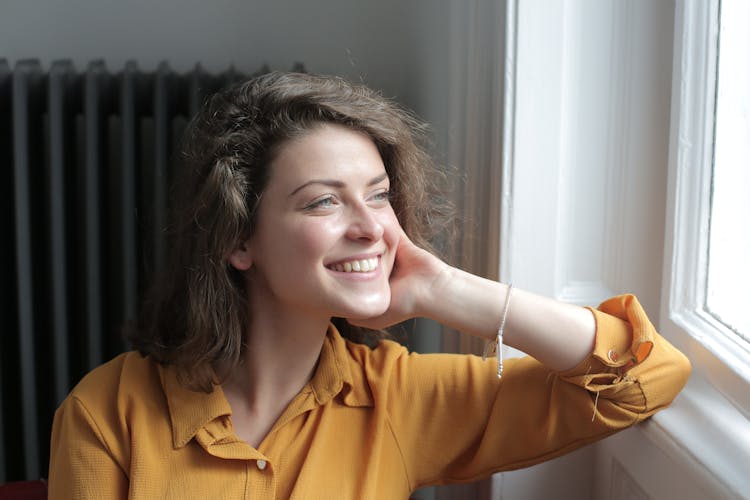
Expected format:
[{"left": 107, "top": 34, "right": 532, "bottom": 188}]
[
  {"left": 383, "top": 294, "right": 691, "bottom": 490},
  {"left": 48, "top": 395, "right": 129, "bottom": 499}
]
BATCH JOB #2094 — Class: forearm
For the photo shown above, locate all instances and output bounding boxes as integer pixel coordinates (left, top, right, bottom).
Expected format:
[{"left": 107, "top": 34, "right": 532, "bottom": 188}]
[{"left": 425, "top": 266, "right": 596, "bottom": 371}]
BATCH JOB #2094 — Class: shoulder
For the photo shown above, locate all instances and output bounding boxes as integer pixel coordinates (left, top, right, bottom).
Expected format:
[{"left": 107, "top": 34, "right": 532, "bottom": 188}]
[
  {"left": 343, "top": 336, "right": 494, "bottom": 394},
  {"left": 71, "top": 351, "right": 157, "bottom": 396},
  {"left": 64, "top": 351, "right": 165, "bottom": 424}
]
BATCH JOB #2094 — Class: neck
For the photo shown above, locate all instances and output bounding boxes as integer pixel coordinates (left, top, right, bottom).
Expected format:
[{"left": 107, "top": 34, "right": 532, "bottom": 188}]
[
  {"left": 235, "top": 308, "right": 330, "bottom": 402},
  {"left": 220, "top": 294, "right": 331, "bottom": 446}
]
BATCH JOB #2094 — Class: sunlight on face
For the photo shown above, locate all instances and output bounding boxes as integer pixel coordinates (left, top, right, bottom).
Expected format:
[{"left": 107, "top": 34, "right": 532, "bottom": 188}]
[{"left": 245, "top": 124, "right": 402, "bottom": 322}]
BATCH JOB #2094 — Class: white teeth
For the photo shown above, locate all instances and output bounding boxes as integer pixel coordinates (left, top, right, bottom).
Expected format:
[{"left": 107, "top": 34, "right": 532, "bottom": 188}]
[{"left": 330, "top": 257, "right": 379, "bottom": 273}]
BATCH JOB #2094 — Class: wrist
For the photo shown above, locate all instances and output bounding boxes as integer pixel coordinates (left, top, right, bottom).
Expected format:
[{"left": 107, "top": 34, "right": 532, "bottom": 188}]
[
  {"left": 425, "top": 267, "right": 511, "bottom": 339},
  {"left": 414, "top": 260, "right": 454, "bottom": 321}
]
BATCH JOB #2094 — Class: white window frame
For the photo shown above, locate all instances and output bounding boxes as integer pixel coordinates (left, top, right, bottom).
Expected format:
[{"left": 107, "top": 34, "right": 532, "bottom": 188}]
[
  {"left": 660, "top": 0, "right": 750, "bottom": 414},
  {"left": 650, "top": 0, "right": 750, "bottom": 496}
]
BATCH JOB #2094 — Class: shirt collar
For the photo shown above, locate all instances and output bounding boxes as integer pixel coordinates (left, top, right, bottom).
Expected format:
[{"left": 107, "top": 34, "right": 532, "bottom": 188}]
[
  {"left": 160, "top": 323, "right": 373, "bottom": 449},
  {"left": 159, "top": 363, "right": 232, "bottom": 449},
  {"left": 309, "top": 323, "right": 373, "bottom": 408}
]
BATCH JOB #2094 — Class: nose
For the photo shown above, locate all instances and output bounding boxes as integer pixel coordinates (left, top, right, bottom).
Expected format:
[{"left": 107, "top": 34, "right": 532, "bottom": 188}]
[{"left": 345, "top": 203, "right": 384, "bottom": 242}]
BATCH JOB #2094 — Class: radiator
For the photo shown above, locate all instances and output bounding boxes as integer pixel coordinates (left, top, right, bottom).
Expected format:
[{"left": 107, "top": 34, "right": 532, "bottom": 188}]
[{"left": 0, "top": 59, "right": 301, "bottom": 482}]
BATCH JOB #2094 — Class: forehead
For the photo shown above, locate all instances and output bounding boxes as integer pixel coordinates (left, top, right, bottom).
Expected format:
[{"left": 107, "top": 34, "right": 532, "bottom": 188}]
[{"left": 266, "top": 124, "right": 387, "bottom": 187}]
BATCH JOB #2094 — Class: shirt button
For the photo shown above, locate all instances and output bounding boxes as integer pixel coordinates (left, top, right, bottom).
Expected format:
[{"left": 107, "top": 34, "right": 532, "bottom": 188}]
[
  {"left": 607, "top": 349, "right": 619, "bottom": 362},
  {"left": 256, "top": 459, "right": 267, "bottom": 471}
]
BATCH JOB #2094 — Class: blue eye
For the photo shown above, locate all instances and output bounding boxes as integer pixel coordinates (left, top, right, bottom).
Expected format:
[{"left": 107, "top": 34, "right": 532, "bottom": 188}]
[
  {"left": 371, "top": 190, "right": 391, "bottom": 202},
  {"left": 306, "top": 196, "right": 335, "bottom": 210}
]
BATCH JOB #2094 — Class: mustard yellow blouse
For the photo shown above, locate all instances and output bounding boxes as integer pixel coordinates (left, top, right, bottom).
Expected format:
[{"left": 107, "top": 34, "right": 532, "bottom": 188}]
[{"left": 48, "top": 295, "right": 690, "bottom": 499}]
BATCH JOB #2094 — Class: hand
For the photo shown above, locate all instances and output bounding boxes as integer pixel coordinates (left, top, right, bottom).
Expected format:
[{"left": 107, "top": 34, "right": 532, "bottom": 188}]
[{"left": 348, "top": 232, "right": 449, "bottom": 330}]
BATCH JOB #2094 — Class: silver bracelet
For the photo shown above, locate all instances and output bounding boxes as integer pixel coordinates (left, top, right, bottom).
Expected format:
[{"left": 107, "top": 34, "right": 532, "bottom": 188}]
[{"left": 482, "top": 284, "right": 513, "bottom": 379}]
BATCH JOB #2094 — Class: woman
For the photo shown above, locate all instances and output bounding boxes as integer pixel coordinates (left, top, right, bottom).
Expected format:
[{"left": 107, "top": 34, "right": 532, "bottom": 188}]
[{"left": 48, "top": 72, "right": 690, "bottom": 499}]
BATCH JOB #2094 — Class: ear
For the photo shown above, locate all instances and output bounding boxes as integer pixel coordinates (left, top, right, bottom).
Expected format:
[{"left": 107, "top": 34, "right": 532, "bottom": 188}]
[{"left": 228, "top": 239, "right": 253, "bottom": 271}]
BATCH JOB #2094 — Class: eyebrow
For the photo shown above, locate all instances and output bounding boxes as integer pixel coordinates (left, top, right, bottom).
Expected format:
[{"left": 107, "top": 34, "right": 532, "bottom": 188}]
[{"left": 288, "top": 172, "right": 388, "bottom": 197}]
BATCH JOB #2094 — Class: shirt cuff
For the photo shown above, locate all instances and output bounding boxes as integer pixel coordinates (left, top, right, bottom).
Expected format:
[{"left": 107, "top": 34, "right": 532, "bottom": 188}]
[{"left": 561, "top": 294, "right": 655, "bottom": 377}]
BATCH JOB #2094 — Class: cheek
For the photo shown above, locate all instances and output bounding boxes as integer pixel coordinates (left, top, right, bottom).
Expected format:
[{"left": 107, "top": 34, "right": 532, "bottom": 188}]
[
  {"left": 290, "top": 219, "right": 343, "bottom": 258},
  {"left": 381, "top": 208, "right": 403, "bottom": 240},
  {"left": 380, "top": 211, "right": 403, "bottom": 261}
]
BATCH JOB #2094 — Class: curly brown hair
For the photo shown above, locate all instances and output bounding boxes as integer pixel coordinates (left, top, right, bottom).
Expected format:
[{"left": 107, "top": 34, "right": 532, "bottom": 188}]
[{"left": 130, "top": 72, "right": 452, "bottom": 392}]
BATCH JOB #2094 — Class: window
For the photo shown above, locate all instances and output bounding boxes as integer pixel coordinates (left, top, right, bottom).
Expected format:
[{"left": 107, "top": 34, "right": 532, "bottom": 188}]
[
  {"left": 638, "top": 5, "right": 750, "bottom": 495},
  {"left": 653, "top": 5, "right": 750, "bottom": 494},
  {"left": 662, "top": 0, "right": 750, "bottom": 400},
  {"left": 706, "top": 0, "right": 750, "bottom": 344}
]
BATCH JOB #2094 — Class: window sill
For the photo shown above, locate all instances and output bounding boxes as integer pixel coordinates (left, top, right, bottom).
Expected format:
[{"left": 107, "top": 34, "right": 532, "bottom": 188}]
[
  {"left": 665, "top": 308, "right": 750, "bottom": 419},
  {"left": 640, "top": 373, "right": 750, "bottom": 499}
]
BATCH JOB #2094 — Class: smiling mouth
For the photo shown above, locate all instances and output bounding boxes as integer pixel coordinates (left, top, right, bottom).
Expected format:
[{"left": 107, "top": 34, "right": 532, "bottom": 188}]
[{"left": 326, "top": 257, "right": 379, "bottom": 273}]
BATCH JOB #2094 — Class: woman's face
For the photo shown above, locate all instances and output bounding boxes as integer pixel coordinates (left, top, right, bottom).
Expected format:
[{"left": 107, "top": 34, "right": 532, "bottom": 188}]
[{"left": 238, "top": 123, "right": 401, "bottom": 321}]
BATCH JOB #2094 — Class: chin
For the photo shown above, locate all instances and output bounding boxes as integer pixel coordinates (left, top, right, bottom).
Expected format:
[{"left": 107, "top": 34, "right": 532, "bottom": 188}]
[
  {"left": 342, "top": 306, "right": 388, "bottom": 322},
  {"left": 337, "top": 295, "right": 390, "bottom": 321}
]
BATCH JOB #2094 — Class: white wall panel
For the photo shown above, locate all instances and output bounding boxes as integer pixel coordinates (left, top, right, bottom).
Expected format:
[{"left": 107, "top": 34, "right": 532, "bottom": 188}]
[{"left": 506, "top": 0, "right": 671, "bottom": 313}]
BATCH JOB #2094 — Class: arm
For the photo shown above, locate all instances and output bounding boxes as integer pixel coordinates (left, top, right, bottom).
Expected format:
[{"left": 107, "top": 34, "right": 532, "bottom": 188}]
[
  {"left": 353, "top": 234, "right": 595, "bottom": 370},
  {"left": 427, "top": 267, "right": 595, "bottom": 371},
  {"left": 378, "top": 294, "right": 690, "bottom": 486},
  {"left": 354, "top": 235, "right": 690, "bottom": 486}
]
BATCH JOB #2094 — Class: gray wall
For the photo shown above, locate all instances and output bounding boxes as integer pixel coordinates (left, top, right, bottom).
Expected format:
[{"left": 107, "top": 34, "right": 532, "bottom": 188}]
[{"left": 1, "top": 0, "right": 453, "bottom": 152}]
